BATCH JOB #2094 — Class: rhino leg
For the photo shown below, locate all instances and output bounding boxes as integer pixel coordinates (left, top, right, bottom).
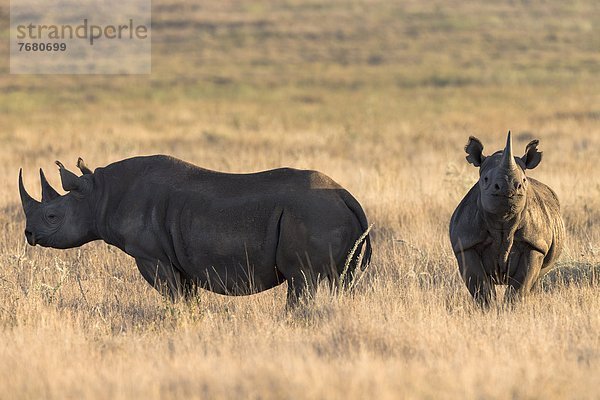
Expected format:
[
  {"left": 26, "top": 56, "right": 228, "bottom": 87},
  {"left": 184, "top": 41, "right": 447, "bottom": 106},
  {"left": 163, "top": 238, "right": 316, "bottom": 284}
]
[
  {"left": 135, "top": 258, "right": 189, "bottom": 301},
  {"left": 456, "top": 249, "right": 495, "bottom": 307},
  {"left": 505, "top": 250, "right": 544, "bottom": 302},
  {"left": 281, "top": 250, "right": 320, "bottom": 308},
  {"left": 286, "top": 272, "right": 318, "bottom": 308},
  {"left": 275, "top": 212, "right": 329, "bottom": 307}
]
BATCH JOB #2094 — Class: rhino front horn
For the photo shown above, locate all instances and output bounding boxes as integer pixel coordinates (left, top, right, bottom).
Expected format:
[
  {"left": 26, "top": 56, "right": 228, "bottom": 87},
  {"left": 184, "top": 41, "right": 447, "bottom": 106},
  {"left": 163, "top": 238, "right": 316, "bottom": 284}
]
[
  {"left": 19, "top": 169, "right": 40, "bottom": 213},
  {"left": 40, "top": 168, "right": 60, "bottom": 202},
  {"left": 500, "top": 130, "right": 517, "bottom": 170}
]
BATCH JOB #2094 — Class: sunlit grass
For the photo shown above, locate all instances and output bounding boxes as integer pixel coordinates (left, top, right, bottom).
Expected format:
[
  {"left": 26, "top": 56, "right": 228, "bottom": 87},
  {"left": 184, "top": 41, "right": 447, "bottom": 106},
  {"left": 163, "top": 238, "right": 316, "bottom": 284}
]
[{"left": 0, "top": 0, "right": 598, "bottom": 398}]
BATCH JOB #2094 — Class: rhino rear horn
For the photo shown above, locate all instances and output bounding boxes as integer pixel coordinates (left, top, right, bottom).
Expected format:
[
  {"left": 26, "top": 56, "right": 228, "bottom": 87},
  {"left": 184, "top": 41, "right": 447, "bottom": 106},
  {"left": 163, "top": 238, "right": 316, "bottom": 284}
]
[
  {"left": 77, "top": 157, "right": 93, "bottom": 175},
  {"left": 40, "top": 168, "right": 60, "bottom": 202},
  {"left": 19, "top": 169, "right": 40, "bottom": 213}
]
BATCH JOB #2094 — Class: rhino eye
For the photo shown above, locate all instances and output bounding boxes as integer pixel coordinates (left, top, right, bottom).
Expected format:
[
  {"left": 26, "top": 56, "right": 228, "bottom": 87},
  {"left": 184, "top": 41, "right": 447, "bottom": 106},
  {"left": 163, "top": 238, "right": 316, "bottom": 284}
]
[
  {"left": 47, "top": 214, "right": 57, "bottom": 221},
  {"left": 484, "top": 177, "right": 488, "bottom": 183}
]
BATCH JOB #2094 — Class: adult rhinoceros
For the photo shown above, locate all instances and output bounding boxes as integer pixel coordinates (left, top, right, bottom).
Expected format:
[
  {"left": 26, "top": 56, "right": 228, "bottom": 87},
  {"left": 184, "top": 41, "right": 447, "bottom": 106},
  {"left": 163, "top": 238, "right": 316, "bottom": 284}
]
[
  {"left": 450, "top": 132, "right": 564, "bottom": 306},
  {"left": 19, "top": 155, "right": 371, "bottom": 306}
]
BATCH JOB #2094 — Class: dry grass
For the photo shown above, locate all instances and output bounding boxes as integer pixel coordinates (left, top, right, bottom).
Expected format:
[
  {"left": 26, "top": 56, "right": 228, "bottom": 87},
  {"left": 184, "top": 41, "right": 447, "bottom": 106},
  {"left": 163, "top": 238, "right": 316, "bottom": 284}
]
[{"left": 0, "top": 0, "right": 599, "bottom": 398}]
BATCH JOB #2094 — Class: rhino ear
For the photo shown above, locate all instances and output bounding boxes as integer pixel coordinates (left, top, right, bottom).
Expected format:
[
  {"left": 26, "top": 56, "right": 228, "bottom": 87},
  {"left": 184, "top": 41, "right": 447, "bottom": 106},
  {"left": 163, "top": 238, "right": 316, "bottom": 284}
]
[
  {"left": 77, "top": 157, "right": 93, "bottom": 175},
  {"left": 521, "top": 140, "right": 542, "bottom": 169},
  {"left": 465, "top": 136, "right": 485, "bottom": 167},
  {"left": 56, "top": 161, "right": 80, "bottom": 191},
  {"left": 56, "top": 161, "right": 91, "bottom": 193}
]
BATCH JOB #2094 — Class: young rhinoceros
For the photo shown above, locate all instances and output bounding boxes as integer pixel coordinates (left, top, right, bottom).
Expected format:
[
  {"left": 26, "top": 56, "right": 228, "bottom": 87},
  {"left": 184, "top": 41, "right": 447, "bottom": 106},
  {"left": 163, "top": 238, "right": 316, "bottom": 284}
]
[
  {"left": 449, "top": 132, "right": 564, "bottom": 306},
  {"left": 19, "top": 155, "right": 372, "bottom": 306}
]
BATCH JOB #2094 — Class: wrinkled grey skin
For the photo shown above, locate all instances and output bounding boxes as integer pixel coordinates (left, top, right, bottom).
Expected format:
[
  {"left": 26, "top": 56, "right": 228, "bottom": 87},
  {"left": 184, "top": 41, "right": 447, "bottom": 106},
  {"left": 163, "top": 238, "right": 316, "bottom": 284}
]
[
  {"left": 20, "top": 155, "right": 372, "bottom": 306},
  {"left": 450, "top": 132, "right": 564, "bottom": 306}
]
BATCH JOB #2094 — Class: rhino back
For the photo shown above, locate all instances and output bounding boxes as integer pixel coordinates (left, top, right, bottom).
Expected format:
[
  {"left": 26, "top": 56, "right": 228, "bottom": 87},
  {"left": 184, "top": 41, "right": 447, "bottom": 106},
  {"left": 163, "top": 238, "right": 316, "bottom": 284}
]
[{"left": 96, "top": 155, "right": 342, "bottom": 195}]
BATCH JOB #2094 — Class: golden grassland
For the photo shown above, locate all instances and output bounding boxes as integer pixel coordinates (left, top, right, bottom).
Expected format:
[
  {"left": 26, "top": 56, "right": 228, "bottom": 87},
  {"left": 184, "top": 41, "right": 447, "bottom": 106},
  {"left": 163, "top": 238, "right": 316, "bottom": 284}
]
[{"left": 0, "top": 0, "right": 599, "bottom": 398}]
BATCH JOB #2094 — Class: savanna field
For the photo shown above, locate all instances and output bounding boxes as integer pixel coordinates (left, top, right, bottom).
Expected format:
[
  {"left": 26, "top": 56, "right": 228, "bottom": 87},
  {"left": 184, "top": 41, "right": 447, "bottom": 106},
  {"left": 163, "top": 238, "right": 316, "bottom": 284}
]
[{"left": 0, "top": 1, "right": 599, "bottom": 398}]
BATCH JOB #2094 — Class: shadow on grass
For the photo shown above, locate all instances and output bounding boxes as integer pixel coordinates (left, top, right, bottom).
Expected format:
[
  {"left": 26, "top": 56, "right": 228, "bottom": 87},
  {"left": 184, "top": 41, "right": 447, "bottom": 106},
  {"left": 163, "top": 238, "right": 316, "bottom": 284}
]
[{"left": 541, "top": 262, "right": 599, "bottom": 291}]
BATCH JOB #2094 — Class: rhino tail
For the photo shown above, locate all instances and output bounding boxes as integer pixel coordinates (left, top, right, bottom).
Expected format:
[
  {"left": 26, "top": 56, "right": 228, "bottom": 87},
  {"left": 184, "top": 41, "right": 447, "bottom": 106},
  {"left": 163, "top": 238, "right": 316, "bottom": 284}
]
[{"left": 338, "top": 189, "right": 372, "bottom": 272}]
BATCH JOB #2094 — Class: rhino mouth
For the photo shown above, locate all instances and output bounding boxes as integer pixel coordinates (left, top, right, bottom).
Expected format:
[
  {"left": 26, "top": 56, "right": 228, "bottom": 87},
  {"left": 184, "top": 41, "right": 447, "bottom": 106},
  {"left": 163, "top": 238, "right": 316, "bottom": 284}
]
[
  {"left": 492, "top": 193, "right": 522, "bottom": 199},
  {"left": 25, "top": 230, "right": 36, "bottom": 246}
]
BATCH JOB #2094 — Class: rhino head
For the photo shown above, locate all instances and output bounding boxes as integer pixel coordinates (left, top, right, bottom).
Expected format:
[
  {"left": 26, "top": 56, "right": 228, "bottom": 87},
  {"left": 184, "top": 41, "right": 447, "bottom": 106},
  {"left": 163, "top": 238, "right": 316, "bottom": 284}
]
[
  {"left": 465, "top": 131, "right": 542, "bottom": 219},
  {"left": 19, "top": 159, "right": 98, "bottom": 249}
]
